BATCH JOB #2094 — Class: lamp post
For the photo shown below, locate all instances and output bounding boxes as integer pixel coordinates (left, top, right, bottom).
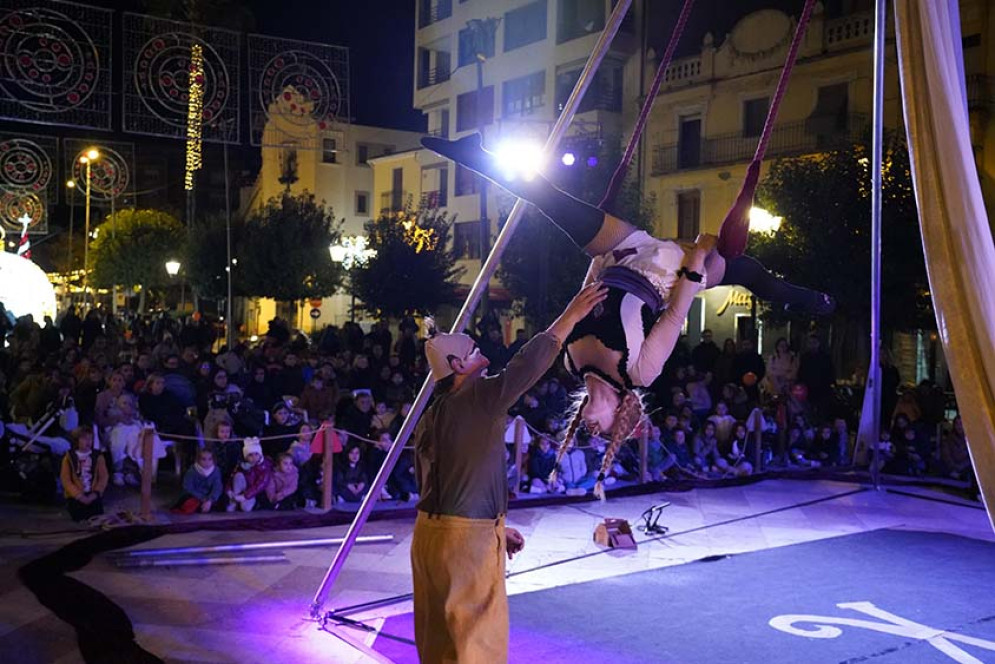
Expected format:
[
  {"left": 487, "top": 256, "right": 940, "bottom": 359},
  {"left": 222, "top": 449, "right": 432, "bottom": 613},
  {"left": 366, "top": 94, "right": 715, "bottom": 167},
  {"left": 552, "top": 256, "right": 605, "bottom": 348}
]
[
  {"left": 165, "top": 259, "right": 184, "bottom": 313},
  {"left": 79, "top": 149, "right": 99, "bottom": 310},
  {"left": 329, "top": 236, "right": 376, "bottom": 323},
  {"left": 66, "top": 180, "right": 76, "bottom": 304}
]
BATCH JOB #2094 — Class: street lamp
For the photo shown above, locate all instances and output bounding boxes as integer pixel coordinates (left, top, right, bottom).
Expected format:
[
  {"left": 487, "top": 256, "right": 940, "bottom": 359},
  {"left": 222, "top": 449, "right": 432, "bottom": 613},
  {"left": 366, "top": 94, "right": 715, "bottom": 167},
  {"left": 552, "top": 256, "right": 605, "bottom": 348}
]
[
  {"left": 165, "top": 259, "right": 186, "bottom": 313},
  {"left": 749, "top": 207, "right": 783, "bottom": 235},
  {"left": 66, "top": 180, "right": 76, "bottom": 301},
  {"left": 79, "top": 149, "right": 99, "bottom": 310},
  {"left": 165, "top": 259, "right": 181, "bottom": 277},
  {"left": 329, "top": 236, "right": 376, "bottom": 322}
]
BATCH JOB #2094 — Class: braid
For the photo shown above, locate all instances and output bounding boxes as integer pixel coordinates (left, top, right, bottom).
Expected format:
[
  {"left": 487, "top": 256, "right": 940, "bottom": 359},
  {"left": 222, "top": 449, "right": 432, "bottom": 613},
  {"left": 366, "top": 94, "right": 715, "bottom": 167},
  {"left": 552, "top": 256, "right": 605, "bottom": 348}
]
[
  {"left": 549, "top": 395, "right": 588, "bottom": 485},
  {"left": 593, "top": 391, "right": 644, "bottom": 500}
]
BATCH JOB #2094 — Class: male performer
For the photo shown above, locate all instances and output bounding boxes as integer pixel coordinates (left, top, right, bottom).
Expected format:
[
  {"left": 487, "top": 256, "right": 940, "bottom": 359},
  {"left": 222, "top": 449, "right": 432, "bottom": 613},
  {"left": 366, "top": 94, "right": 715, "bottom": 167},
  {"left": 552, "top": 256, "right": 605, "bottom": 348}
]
[{"left": 411, "top": 282, "right": 607, "bottom": 663}]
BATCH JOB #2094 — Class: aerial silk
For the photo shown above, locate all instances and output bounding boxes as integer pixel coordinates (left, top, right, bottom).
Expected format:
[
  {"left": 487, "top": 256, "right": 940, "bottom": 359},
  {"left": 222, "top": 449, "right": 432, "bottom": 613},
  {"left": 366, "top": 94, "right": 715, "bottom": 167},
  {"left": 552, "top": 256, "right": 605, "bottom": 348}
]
[{"left": 895, "top": 0, "right": 995, "bottom": 531}]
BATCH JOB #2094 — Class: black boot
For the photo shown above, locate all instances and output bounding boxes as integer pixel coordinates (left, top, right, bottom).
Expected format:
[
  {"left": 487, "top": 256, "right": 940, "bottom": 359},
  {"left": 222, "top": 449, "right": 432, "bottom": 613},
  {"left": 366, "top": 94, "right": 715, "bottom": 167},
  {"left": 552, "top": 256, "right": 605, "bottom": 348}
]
[{"left": 422, "top": 133, "right": 605, "bottom": 249}]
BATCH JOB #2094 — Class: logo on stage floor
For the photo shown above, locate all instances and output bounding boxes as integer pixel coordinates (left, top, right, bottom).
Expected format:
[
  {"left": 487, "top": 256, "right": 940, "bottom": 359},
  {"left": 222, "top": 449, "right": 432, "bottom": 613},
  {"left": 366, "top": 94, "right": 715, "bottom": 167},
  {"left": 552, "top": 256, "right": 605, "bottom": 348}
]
[{"left": 769, "top": 601, "right": 995, "bottom": 664}]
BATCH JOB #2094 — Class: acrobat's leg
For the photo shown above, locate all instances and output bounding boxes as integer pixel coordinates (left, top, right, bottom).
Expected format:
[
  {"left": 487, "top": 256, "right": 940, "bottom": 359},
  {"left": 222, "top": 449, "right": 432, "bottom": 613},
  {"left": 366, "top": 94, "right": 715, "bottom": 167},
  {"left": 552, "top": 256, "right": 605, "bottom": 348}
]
[
  {"left": 422, "top": 134, "right": 635, "bottom": 256},
  {"left": 716, "top": 160, "right": 761, "bottom": 260},
  {"left": 720, "top": 254, "right": 836, "bottom": 315}
]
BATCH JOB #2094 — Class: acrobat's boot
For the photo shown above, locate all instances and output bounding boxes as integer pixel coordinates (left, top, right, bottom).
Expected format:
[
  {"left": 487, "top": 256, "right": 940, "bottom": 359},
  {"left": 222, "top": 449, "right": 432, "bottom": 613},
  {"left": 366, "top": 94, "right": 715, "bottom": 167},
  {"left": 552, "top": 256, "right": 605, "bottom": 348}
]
[
  {"left": 422, "top": 133, "right": 607, "bottom": 250},
  {"left": 717, "top": 159, "right": 762, "bottom": 260},
  {"left": 785, "top": 292, "right": 837, "bottom": 317},
  {"left": 721, "top": 255, "right": 838, "bottom": 317}
]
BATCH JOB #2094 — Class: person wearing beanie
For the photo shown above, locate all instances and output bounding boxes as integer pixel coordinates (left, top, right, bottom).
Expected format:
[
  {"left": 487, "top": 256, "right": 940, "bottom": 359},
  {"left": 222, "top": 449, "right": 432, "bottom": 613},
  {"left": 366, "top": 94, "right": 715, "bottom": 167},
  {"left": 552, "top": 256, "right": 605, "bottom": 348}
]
[
  {"left": 226, "top": 437, "right": 272, "bottom": 512},
  {"left": 410, "top": 282, "right": 607, "bottom": 664}
]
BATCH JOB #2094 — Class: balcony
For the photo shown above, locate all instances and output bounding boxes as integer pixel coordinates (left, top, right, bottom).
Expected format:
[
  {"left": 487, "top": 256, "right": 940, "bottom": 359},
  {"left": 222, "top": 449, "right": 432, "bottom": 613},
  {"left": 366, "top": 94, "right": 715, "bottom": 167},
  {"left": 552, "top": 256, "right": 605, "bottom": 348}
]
[
  {"left": 417, "top": 65, "right": 451, "bottom": 90},
  {"left": 380, "top": 190, "right": 408, "bottom": 214},
  {"left": 420, "top": 189, "right": 448, "bottom": 209},
  {"left": 824, "top": 12, "right": 874, "bottom": 50},
  {"left": 651, "top": 114, "right": 869, "bottom": 175},
  {"left": 418, "top": 0, "right": 452, "bottom": 28}
]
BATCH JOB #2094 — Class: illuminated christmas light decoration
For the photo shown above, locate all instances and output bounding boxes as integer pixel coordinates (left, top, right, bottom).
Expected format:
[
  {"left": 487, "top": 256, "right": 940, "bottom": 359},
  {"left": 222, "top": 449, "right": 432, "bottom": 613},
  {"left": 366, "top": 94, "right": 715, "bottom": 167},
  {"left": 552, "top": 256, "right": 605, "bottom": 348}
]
[
  {"left": 399, "top": 213, "right": 438, "bottom": 253},
  {"left": 329, "top": 235, "right": 376, "bottom": 270},
  {"left": 184, "top": 44, "right": 205, "bottom": 191}
]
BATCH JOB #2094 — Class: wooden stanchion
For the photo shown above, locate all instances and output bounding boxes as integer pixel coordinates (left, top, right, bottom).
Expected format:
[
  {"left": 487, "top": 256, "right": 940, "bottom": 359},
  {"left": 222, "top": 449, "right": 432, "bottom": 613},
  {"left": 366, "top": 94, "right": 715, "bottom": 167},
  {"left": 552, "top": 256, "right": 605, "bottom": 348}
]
[
  {"left": 752, "top": 409, "right": 764, "bottom": 471},
  {"left": 513, "top": 417, "right": 525, "bottom": 498},
  {"left": 322, "top": 425, "right": 334, "bottom": 511},
  {"left": 140, "top": 428, "right": 153, "bottom": 518},
  {"left": 639, "top": 418, "right": 649, "bottom": 483}
]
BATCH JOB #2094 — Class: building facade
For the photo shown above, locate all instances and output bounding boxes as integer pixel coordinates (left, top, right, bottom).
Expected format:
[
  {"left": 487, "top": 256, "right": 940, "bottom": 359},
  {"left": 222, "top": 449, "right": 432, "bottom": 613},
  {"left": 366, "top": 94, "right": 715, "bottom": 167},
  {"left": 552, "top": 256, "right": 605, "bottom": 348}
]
[
  {"left": 241, "top": 92, "right": 424, "bottom": 333},
  {"left": 642, "top": 1, "right": 993, "bottom": 379}
]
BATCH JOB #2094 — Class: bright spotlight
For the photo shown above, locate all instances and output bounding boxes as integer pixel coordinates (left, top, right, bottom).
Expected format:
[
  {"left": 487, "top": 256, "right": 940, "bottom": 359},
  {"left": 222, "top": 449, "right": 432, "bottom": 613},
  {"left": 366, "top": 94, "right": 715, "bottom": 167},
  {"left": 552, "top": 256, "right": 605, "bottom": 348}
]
[
  {"left": 749, "top": 207, "right": 783, "bottom": 234},
  {"left": 494, "top": 139, "right": 544, "bottom": 181},
  {"left": 561, "top": 152, "right": 576, "bottom": 167}
]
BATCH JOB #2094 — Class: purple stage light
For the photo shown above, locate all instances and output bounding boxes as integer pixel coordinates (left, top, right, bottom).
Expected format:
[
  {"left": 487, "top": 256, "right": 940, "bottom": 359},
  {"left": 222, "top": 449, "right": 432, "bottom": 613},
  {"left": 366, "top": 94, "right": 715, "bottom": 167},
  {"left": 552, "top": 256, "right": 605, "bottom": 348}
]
[{"left": 587, "top": 156, "right": 599, "bottom": 167}]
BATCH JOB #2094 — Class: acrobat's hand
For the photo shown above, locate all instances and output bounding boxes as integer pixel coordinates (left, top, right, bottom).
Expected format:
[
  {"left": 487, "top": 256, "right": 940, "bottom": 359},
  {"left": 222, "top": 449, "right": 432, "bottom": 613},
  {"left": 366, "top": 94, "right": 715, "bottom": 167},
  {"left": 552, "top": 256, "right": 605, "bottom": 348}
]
[{"left": 506, "top": 527, "right": 525, "bottom": 560}]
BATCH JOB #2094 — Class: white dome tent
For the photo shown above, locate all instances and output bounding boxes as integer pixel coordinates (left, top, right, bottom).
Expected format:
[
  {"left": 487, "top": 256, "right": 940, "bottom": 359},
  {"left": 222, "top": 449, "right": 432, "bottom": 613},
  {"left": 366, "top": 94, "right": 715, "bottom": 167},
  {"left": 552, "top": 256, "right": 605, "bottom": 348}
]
[{"left": 0, "top": 251, "right": 57, "bottom": 323}]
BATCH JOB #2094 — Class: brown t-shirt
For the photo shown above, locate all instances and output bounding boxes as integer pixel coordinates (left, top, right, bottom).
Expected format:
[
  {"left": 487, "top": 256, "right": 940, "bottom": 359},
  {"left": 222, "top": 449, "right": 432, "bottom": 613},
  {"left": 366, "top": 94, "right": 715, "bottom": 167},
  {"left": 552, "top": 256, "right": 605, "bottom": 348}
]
[{"left": 415, "top": 333, "right": 560, "bottom": 519}]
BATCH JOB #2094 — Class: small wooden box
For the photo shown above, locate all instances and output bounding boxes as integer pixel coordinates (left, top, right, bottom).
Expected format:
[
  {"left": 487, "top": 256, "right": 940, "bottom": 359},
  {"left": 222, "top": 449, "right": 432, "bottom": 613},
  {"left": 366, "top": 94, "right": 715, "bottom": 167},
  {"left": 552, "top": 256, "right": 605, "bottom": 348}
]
[{"left": 593, "top": 518, "right": 637, "bottom": 549}]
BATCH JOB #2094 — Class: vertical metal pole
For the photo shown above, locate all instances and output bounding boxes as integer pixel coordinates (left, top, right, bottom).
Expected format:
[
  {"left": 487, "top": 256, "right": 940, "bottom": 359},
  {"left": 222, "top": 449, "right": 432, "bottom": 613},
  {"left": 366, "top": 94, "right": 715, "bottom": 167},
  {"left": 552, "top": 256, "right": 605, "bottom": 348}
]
[
  {"left": 476, "top": 55, "right": 490, "bottom": 318},
  {"left": 111, "top": 194, "right": 118, "bottom": 315},
  {"left": 83, "top": 161, "right": 92, "bottom": 311},
  {"left": 224, "top": 139, "right": 234, "bottom": 349},
  {"left": 869, "top": 0, "right": 886, "bottom": 489},
  {"left": 309, "top": 0, "right": 635, "bottom": 617},
  {"left": 67, "top": 184, "right": 75, "bottom": 305}
]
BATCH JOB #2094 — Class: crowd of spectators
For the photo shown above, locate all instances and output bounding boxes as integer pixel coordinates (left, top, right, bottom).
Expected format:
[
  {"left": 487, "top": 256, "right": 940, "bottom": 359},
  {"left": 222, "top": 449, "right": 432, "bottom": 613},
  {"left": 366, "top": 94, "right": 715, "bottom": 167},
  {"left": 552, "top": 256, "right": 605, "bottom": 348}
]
[{"left": 0, "top": 305, "right": 974, "bottom": 523}]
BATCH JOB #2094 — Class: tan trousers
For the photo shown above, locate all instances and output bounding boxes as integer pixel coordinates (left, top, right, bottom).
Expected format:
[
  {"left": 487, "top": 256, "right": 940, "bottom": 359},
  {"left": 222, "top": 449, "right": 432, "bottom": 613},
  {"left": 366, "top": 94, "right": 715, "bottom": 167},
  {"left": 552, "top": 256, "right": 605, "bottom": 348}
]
[{"left": 411, "top": 511, "right": 507, "bottom": 664}]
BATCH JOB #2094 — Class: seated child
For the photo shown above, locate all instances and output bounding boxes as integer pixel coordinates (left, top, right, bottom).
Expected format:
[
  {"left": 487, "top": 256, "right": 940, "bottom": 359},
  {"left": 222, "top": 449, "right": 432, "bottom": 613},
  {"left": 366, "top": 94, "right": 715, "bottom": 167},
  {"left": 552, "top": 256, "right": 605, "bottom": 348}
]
[
  {"left": 266, "top": 452, "right": 300, "bottom": 511},
  {"left": 226, "top": 437, "right": 272, "bottom": 512},
  {"left": 60, "top": 427, "right": 109, "bottom": 522},
  {"left": 173, "top": 448, "right": 222, "bottom": 514},
  {"left": 335, "top": 445, "right": 369, "bottom": 503}
]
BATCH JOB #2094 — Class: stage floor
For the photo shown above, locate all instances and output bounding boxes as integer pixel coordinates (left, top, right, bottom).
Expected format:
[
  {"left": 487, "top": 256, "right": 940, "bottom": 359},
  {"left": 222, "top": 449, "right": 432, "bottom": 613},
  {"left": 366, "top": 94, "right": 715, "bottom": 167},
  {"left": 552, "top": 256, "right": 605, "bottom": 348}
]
[{"left": 2, "top": 479, "right": 991, "bottom": 663}]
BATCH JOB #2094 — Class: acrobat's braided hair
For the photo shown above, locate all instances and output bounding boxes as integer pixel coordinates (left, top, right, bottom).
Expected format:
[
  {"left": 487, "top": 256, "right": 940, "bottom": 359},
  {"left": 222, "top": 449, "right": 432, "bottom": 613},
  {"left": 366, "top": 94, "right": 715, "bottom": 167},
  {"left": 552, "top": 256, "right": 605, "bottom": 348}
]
[
  {"left": 548, "top": 395, "right": 588, "bottom": 485},
  {"left": 594, "top": 391, "right": 644, "bottom": 500}
]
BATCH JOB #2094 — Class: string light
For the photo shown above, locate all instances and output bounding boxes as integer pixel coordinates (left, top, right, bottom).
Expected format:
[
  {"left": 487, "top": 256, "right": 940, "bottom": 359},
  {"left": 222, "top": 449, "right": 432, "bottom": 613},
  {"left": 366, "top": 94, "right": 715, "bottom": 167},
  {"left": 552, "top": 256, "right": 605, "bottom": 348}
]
[
  {"left": 185, "top": 43, "right": 204, "bottom": 191},
  {"left": 329, "top": 235, "right": 377, "bottom": 270}
]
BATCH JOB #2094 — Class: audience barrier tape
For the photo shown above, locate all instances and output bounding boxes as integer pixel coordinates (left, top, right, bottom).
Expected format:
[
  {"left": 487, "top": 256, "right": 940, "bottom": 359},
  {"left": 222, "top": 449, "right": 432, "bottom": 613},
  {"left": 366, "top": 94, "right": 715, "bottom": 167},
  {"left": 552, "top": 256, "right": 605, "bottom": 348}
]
[{"left": 112, "top": 534, "right": 395, "bottom": 558}]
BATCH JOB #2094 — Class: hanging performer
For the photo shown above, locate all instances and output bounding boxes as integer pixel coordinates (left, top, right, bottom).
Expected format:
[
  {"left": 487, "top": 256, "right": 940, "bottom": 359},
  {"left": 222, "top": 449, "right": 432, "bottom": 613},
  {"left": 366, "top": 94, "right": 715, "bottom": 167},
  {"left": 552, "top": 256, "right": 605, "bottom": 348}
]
[
  {"left": 411, "top": 282, "right": 606, "bottom": 664},
  {"left": 422, "top": 133, "right": 835, "bottom": 497}
]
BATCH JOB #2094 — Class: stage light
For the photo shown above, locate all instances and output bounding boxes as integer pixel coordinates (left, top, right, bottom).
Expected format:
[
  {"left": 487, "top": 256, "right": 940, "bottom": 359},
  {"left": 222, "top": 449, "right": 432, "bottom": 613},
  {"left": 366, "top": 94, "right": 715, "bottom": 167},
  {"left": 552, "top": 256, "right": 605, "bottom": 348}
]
[
  {"left": 494, "top": 139, "right": 544, "bottom": 181},
  {"left": 586, "top": 156, "right": 599, "bottom": 168},
  {"left": 561, "top": 152, "right": 576, "bottom": 166},
  {"left": 749, "top": 207, "right": 783, "bottom": 234}
]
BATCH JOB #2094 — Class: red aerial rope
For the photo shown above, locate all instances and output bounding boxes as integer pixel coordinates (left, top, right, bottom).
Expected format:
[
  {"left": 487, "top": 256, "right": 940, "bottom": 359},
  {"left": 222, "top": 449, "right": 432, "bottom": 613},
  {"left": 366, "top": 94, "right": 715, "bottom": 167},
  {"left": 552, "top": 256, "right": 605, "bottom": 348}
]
[
  {"left": 717, "top": 0, "right": 818, "bottom": 259},
  {"left": 599, "top": 0, "right": 697, "bottom": 209}
]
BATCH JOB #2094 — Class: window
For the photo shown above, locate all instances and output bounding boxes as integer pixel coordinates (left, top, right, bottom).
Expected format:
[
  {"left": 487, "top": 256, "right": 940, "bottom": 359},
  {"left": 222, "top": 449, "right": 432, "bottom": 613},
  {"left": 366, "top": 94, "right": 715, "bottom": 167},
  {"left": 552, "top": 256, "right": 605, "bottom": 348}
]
[
  {"left": 458, "top": 24, "right": 496, "bottom": 67},
  {"left": 455, "top": 164, "right": 479, "bottom": 196},
  {"left": 555, "top": 65, "right": 621, "bottom": 113},
  {"left": 807, "top": 83, "right": 849, "bottom": 136},
  {"left": 678, "top": 116, "right": 701, "bottom": 169},
  {"left": 502, "top": 71, "right": 545, "bottom": 117},
  {"left": 356, "top": 191, "right": 369, "bottom": 216},
  {"left": 456, "top": 86, "right": 494, "bottom": 132},
  {"left": 504, "top": 0, "right": 547, "bottom": 52},
  {"left": 322, "top": 138, "right": 337, "bottom": 164},
  {"left": 357, "top": 144, "right": 369, "bottom": 165},
  {"left": 743, "top": 97, "right": 769, "bottom": 138},
  {"left": 676, "top": 190, "right": 700, "bottom": 241},
  {"left": 439, "top": 108, "right": 450, "bottom": 137},
  {"left": 557, "top": 0, "right": 603, "bottom": 43},
  {"left": 454, "top": 220, "right": 481, "bottom": 259}
]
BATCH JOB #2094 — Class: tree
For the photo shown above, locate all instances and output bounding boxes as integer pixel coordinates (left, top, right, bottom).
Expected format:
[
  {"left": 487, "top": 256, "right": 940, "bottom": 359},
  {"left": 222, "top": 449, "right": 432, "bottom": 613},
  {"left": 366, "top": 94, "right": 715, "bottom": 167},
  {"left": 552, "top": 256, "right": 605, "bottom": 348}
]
[
  {"left": 186, "top": 213, "right": 242, "bottom": 301},
  {"left": 237, "top": 192, "right": 345, "bottom": 302},
  {"left": 351, "top": 205, "right": 463, "bottom": 319},
  {"left": 89, "top": 208, "right": 186, "bottom": 312},
  {"left": 751, "top": 135, "right": 931, "bottom": 371},
  {"left": 498, "top": 143, "right": 656, "bottom": 328}
]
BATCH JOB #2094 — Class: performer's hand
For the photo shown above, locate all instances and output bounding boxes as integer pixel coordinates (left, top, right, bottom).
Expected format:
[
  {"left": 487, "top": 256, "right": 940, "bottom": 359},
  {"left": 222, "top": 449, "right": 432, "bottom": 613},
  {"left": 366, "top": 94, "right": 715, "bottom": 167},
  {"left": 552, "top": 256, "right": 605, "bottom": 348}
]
[
  {"left": 693, "top": 233, "right": 719, "bottom": 255},
  {"left": 547, "top": 282, "right": 609, "bottom": 342},
  {"left": 506, "top": 527, "right": 525, "bottom": 559}
]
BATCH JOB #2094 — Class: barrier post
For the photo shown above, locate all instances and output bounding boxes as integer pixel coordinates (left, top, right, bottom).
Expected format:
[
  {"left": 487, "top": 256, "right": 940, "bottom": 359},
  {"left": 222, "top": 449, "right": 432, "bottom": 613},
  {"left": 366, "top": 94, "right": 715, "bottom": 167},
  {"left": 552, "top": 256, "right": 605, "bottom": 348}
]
[
  {"left": 322, "top": 425, "right": 334, "bottom": 511},
  {"left": 639, "top": 418, "right": 649, "bottom": 483},
  {"left": 512, "top": 417, "right": 525, "bottom": 497},
  {"left": 140, "top": 428, "right": 153, "bottom": 518}
]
